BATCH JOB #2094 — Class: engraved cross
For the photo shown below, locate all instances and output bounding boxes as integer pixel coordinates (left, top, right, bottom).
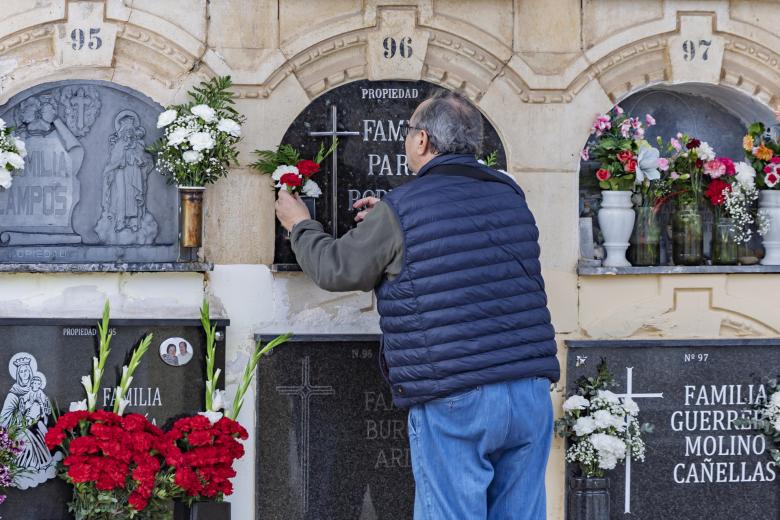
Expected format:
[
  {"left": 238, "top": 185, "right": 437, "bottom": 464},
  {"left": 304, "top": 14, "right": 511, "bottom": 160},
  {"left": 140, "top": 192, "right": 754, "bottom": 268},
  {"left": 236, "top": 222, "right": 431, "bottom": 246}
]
[{"left": 72, "top": 88, "right": 90, "bottom": 129}]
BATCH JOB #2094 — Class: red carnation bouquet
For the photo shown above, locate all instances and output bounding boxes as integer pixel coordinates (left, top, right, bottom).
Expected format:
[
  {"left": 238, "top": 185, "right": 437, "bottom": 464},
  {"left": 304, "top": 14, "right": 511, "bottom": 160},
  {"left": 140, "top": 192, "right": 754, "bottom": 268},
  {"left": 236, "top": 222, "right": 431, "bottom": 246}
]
[{"left": 251, "top": 141, "right": 336, "bottom": 197}]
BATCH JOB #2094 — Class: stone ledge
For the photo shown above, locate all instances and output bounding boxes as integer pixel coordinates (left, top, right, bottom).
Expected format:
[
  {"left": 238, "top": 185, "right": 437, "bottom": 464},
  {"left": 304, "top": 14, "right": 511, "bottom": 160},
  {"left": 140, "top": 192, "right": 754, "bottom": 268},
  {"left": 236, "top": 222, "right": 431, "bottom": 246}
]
[
  {"left": 255, "top": 333, "right": 381, "bottom": 343},
  {"left": 270, "top": 263, "right": 302, "bottom": 272},
  {"left": 0, "top": 262, "right": 213, "bottom": 273},
  {"left": 578, "top": 265, "right": 780, "bottom": 276}
]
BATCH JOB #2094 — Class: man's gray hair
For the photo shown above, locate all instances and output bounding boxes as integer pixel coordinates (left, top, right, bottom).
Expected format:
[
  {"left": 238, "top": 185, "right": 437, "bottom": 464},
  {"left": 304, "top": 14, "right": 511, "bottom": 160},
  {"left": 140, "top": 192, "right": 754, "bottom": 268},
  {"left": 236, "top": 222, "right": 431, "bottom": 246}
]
[{"left": 412, "top": 91, "right": 483, "bottom": 155}]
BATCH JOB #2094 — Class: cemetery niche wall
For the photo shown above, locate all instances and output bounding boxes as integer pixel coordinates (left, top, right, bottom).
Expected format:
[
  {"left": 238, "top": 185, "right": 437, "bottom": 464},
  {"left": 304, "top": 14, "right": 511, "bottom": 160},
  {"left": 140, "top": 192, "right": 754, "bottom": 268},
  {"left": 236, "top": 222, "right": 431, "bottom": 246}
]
[
  {"left": 0, "top": 317, "right": 226, "bottom": 519},
  {"left": 566, "top": 339, "right": 780, "bottom": 520},
  {"left": 272, "top": 79, "right": 507, "bottom": 268},
  {"left": 578, "top": 83, "right": 777, "bottom": 269},
  {"left": 0, "top": 80, "right": 180, "bottom": 266},
  {"left": 255, "top": 335, "right": 413, "bottom": 520}
]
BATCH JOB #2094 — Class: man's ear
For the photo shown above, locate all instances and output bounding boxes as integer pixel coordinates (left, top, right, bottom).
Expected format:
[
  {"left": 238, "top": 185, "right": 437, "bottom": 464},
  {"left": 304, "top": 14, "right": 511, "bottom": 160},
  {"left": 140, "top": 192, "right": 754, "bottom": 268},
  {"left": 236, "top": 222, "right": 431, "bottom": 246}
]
[{"left": 417, "top": 129, "right": 431, "bottom": 155}]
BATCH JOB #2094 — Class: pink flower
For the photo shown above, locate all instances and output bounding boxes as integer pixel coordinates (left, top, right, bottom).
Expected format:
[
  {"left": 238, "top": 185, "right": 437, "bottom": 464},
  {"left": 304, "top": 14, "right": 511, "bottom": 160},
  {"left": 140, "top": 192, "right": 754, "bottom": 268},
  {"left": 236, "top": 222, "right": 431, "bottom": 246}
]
[
  {"left": 631, "top": 117, "right": 641, "bottom": 129},
  {"left": 657, "top": 158, "right": 669, "bottom": 171},
  {"left": 596, "top": 169, "right": 611, "bottom": 182},
  {"left": 704, "top": 159, "right": 726, "bottom": 179},
  {"left": 620, "top": 120, "right": 631, "bottom": 138},
  {"left": 591, "top": 115, "right": 611, "bottom": 135},
  {"left": 645, "top": 114, "right": 656, "bottom": 126},
  {"left": 580, "top": 148, "right": 590, "bottom": 161},
  {"left": 613, "top": 106, "right": 625, "bottom": 115},
  {"left": 671, "top": 138, "right": 681, "bottom": 151},
  {"left": 671, "top": 171, "right": 680, "bottom": 180},
  {"left": 766, "top": 171, "right": 780, "bottom": 188},
  {"left": 720, "top": 157, "right": 736, "bottom": 175},
  {"left": 635, "top": 127, "right": 645, "bottom": 140}
]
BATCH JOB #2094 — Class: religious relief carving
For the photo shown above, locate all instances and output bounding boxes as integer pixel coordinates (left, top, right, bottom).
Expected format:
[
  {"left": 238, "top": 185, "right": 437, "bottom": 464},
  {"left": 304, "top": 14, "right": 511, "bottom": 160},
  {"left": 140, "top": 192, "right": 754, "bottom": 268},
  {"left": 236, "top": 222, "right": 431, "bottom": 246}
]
[
  {"left": 59, "top": 85, "right": 101, "bottom": 137},
  {"left": 94, "top": 110, "right": 159, "bottom": 245}
]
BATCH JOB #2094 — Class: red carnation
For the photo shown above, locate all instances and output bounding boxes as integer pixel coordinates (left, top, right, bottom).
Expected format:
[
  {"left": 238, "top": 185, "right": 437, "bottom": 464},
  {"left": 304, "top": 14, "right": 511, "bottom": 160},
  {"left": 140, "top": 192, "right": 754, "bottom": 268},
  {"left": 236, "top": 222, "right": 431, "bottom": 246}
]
[
  {"left": 687, "top": 138, "right": 701, "bottom": 149},
  {"left": 695, "top": 159, "right": 704, "bottom": 169},
  {"left": 596, "top": 169, "right": 611, "bottom": 182},
  {"left": 296, "top": 159, "right": 320, "bottom": 178},
  {"left": 624, "top": 159, "right": 637, "bottom": 173},
  {"left": 705, "top": 179, "right": 731, "bottom": 206},
  {"left": 616, "top": 150, "right": 633, "bottom": 163},
  {"left": 280, "top": 172, "right": 302, "bottom": 188}
]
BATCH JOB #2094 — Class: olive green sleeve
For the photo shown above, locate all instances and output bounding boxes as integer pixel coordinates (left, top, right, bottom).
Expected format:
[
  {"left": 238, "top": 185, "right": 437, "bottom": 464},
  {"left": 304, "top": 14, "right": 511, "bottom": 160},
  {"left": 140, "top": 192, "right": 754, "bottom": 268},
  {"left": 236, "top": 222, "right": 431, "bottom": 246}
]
[{"left": 290, "top": 201, "right": 404, "bottom": 292}]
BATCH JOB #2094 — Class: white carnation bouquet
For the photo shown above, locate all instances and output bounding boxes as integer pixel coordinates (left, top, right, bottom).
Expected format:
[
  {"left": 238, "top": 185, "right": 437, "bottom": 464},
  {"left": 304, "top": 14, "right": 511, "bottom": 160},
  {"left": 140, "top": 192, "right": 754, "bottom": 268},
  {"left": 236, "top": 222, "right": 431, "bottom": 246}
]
[
  {"left": 555, "top": 359, "right": 652, "bottom": 477},
  {"left": 149, "top": 76, "right": 244, "bottom": 187},
  {"left": 0, "top": 118, "right": 26, "bottom": 190},
  {"left": 251, "top": 141, "right": 336, "bottom": 198},
  {"left": 740, "top": 378, "right": 780, "bottom": 464}
]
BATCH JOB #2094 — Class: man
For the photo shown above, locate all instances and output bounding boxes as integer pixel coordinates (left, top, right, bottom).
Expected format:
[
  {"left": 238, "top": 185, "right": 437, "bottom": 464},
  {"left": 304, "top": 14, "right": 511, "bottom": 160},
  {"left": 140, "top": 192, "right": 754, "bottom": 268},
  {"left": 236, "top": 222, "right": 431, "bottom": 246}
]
[{"left": 275, "top": 91, "right": 559, "bottom": 520}]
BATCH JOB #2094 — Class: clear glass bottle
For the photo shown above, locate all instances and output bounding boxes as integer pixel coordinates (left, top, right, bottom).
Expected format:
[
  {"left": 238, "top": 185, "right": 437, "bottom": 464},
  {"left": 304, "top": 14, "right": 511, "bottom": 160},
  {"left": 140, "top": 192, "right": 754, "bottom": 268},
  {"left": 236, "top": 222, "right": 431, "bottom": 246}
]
[
  {"left": 711, "top": 215, "right": 738, "bottom": 265},
  {"left": 672, "top": 201, "right": 703, "bottom": 266},
  {"left": 629, "top": 206, "right": 661, "bottom": 266}
]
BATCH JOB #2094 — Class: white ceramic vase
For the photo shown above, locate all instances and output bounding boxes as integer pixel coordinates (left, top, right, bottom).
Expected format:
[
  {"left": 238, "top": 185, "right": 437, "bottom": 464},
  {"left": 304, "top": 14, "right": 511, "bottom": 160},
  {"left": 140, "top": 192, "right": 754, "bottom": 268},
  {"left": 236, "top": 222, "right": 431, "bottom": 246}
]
[
  {"left": 759, "top": 190, "right": 780, "bottom": 265},
  {"left": 598, "top": 190, "right": 635, "bottom": 267}
]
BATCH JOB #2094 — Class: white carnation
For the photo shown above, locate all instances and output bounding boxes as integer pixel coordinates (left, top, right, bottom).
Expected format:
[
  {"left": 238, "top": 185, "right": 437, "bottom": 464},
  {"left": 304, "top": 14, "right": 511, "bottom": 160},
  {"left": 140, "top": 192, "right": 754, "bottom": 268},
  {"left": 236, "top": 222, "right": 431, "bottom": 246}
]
[
  {"left": 5, "top": 152, "right": 24, "bottom": 170},
  {"left": 621, "top": 397, "right": 639, "bottom": 416},
  {"left": 562, "top": 395, "right": 590, "bottom": 412},
  {"left": 189, "top": 131, "right": 215, "bottom": 151},
  {"left": 272, "top": 165, "right": 299, "bottom": 181},
  {"left": 157, "top": 109, "right": 178, "bottom": 128},
  {"left": 182, "top": 150, "right": 203, "bottom": 164},
  {"left": 167, "top": 127, "right": 191, "bottom": 146},
  {"left": 771, "top": 391, "right": 780, "bottom": 407},
  {"left": 773, "top": 417, "right": 780, "bottom": 432},
  {"left": 217, "top": 118, "right": 241, "bottom": 137},
  {"left": 593, "top": 409, "right": 625, "bottom": 430},
  {"left": 573, "top": 416, "right": 597, "bottom": 437},
  {"left": 696, "top": 142, "right": 716, "bottom": 161},
  {"left": 590, "top": 432, "right": 627, "bottom": 469},
  {"left": 0, "top": 169, "right": 11, "bottom": 190},
  {"left": 12, "top": 136, "right": 26, "bottom": 158},
  {"left": 735, "top": 161, "right": 757, "bottom": 187},
  {"left": 302, "top": 179, "right": 322, "bottom": 198},
  {"left": 596, "top": 390, "right": 620, "bottom": 404},
  {"left": 191, "top": 104, "right": 216, "bottom": 123}
]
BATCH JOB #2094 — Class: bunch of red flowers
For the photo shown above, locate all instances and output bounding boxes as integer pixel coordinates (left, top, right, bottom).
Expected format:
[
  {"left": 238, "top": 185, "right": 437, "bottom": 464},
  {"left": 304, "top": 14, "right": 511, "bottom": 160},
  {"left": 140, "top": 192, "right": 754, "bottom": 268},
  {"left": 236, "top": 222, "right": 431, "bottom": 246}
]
[
  {"left": 159, "top": 414, "right": 248, "bottom": 499},
  {"left": 45, "top": 410, "right": 164, "bottom": 511}
]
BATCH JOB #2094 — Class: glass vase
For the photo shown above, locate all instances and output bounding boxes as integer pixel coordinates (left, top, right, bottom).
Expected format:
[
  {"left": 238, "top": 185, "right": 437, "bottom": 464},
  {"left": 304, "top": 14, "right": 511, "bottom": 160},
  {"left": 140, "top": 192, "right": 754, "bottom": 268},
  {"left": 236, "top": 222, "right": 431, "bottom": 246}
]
[
  {"left": 629, "top": 206, "right": 661, "bottom": 266},
  {"left": 672, "top": 202, "right": 703, "bottom": 266},
  {"left": 711, "top": 216, "right": 738, "bottom": 265}
]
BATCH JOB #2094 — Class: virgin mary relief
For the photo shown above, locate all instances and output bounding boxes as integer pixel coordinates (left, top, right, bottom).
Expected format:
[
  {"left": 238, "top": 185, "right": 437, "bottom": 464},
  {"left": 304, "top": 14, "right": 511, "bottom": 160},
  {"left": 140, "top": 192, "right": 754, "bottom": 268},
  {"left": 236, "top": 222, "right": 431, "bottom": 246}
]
[{"left": 0, "top": 353, "right": 61, "bottom": 489}]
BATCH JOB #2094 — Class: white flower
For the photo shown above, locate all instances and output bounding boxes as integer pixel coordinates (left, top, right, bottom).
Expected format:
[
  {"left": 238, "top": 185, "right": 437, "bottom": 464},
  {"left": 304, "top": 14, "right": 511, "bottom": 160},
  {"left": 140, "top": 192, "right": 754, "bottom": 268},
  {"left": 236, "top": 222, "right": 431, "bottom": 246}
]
[
  {"left": 0, "top": 169, "right": 11, "bottom": 190},
  {"left": 621, "top": 398, "right": 639, "bottom": 416},
  {"left": 217, "top": 118, "right": 241, "bottom": 137},
  {"left": 562, "top": 395, "right": 590, "bottom": 412},
  {"left": 211, "top": 389, "right": 226, "bottom": 412},
  {"left": 157, "top": 109, "right": 178, "bottom": 128},
  {"left": 590, "top": 432, "right": 627, "bottom": 469},
  {"left": 596, "top": 390, "right": 620, "bottom": 404},
  {"left": 167, "top": 127, "right": 191, "bottom": 146},
  {"left": 593, "top": 409, "right": 625, "bottom": 430},
  {"left": 771, "top": 391, "right": 780, "bottom": 407},
  {"left": 272, "top": 164, "right": 299, "bottom": 181},
  {"left": 12, "top": 136, "right": 26, "bottom": 158},
  {"left": 198, "top": 411, "right": 224, "bottom": 425},
  {"left": 735, "top": 161, "right": 757, "bottom": 187},
  {"left": 183, "top": 150, "right": 203, "bottom": 164},
  {"left": 5, "top": 152, "right": 24, "bottom": 171},
  {"left": 696, "top": 142, "right": 716, "bottom": 161},
  {"left": 573, "top": 416, "right": 597, "bottom": 437},
  {"left": 773, "top": 417, "right": 780, "bottom": 431},
  {"left": 189, "top": 131, "right": 215, "bottom": 151},
  {"left": 191, "top": 104, "right": 216, "bottom": 123},
  {"left": 81, "top": 375, "right": 93, "bottom": 394},
  {"left": 69, "top": 400, "right": 88, "bottom": 412},
  {"left": 302, "top": 179, "right": 322, "bottom": 198},
  {"left": 0, "top": 118, "right": 6, "bottom": 131},
  {"left": 635, "top": 144, "right": 661, "bottom": 183}
]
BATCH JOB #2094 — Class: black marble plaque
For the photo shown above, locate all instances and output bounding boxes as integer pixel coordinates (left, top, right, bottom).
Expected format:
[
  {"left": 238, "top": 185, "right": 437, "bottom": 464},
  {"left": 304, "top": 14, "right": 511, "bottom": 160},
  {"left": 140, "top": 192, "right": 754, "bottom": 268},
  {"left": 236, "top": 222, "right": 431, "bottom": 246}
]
[
  {"left": 273, "top": 80, "right": 507, "bottom": 266},
  {"left": 256, "top": 336, "right": 414, "bottom": 520},
  {"left": 0, "top": 80, "right": 179, "bottom": 264},
  {"left": 566, "top": 339, "right": 780, "bottom": 520},
  {"left": 0, "top": 318, "right": 226, "bottom": 520}
]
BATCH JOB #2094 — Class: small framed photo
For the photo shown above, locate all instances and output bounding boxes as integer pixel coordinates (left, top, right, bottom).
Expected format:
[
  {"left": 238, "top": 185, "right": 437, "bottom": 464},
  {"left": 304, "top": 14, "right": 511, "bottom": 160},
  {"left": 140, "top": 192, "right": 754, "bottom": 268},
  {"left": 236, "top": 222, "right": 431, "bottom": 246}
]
[{"left": 159, "top": 337, "right": 194, "bottom": 367}]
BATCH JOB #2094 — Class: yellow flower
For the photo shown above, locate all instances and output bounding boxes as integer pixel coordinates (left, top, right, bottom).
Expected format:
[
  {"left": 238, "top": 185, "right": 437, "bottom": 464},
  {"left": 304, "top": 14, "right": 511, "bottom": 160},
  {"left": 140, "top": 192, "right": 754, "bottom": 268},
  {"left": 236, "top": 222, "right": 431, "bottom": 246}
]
[
  {"left": 743, "top": 135, "right": 754, "bottom": 152},
  {"left": 755, "top": 144, "right": 774, "bottom": 161}
]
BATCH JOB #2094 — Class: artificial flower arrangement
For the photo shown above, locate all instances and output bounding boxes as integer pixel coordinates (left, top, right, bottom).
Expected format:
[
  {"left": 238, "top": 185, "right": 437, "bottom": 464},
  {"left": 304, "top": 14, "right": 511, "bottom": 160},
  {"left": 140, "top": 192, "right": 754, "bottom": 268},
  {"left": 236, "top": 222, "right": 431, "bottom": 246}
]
[
  {"left": 45, "top": 302, "right": 290, "bottom": 519},
  {"left": 0, "top": 420, "right": 25, "bottom": 513},
  {"left": 251, "top": 141, "right": 337, "bottom": 198},
  {"left": 655, "top": 133, "right": 716, "bottom": 207},
  {"left": 554, "top": 359, "right": 652, "bottom": 477},
  {"left": 740, "top": 378, "right": 780, "bottom": 465},
  {"left": 0, "top": 118, "right": 27, "bottom": 190},
  {"left": 743, "top": 122, "right": 780, "bottom": 190},
  {"left": 582, "top": 106, "right": 663, "bottom": 191},
  {"left": 149, "top": 76, "right": 244, "bottom": 187}
]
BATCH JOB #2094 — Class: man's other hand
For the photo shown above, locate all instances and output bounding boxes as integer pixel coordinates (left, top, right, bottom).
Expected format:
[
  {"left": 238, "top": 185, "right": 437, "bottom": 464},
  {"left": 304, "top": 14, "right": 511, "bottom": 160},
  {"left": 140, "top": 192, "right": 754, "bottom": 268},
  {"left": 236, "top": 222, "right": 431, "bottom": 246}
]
[
  {"left": 353, "top": 196, "right": 381, "bottom": 223},
  {"left": 275, "top": 190, "right": 311, "bottom": 232}
]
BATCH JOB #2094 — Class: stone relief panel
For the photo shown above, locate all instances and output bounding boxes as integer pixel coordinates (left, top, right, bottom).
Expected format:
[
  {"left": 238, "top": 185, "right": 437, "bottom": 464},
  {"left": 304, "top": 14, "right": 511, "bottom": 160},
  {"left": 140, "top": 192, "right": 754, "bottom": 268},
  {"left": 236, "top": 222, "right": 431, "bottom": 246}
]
[{"left": 0, "top": 80, "right": 178, "bottom": 264}]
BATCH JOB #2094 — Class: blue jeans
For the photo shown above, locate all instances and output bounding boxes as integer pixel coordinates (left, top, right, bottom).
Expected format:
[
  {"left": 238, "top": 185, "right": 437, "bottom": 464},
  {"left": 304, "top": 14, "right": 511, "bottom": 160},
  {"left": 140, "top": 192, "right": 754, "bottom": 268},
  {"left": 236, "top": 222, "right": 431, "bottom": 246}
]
[{"left": 407, "top": 377, "right": 553, "bottom": 520}]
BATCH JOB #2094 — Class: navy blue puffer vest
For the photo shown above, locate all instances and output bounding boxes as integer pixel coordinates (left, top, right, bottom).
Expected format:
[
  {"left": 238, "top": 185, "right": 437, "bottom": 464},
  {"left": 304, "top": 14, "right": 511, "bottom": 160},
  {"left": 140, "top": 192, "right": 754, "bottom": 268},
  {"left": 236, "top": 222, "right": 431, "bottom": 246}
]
[{"left": 376, "top": 155, "right": 559, "bottom": 408}]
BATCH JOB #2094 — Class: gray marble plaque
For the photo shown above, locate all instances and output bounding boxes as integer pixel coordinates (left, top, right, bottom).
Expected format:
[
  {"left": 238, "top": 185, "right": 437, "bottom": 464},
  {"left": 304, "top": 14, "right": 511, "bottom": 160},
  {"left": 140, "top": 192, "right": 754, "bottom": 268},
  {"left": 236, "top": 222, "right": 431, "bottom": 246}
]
[
  {"left": 0, "top": 80, "right": 179, "bottom": 263},
  {"left": 566, "top": 339, "right": 780, "bottom": 520}
]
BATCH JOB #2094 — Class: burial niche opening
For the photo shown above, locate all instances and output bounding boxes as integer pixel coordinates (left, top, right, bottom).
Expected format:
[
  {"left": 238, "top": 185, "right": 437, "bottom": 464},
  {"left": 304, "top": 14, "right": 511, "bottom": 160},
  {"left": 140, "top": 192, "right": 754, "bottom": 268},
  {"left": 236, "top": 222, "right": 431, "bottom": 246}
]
[
  {"left": 272, "top": 80, "right": 507, "bottom": 267},
  {"left": 578, "top": 83, "right": 777, "bottom": 269}
]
